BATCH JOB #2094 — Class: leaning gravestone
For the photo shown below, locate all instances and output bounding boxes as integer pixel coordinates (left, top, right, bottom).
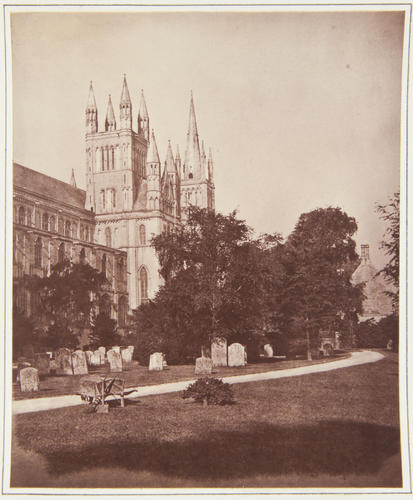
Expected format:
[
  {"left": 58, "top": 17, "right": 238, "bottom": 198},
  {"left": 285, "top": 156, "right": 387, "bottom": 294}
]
[
  {"left": 98, "top": 346, "right": 106, "bottom": 365},
  {"left": 34, "top": 353, "right": 50, "bottom": 377},
  {"left": 85, "top": 350, "right": 93, "bottom": 366},
  {"left": 211, "top": 338, "right": 228, "bottom": 367},
  {"left": 149, "top": 352, "right": 163, "bottom": 371},
  {"left": 195, "top": 356, "right": 213, "bottom": 375},
  {"left": 55, "top": 348, "right": 73, "bottom": 375},
  {"left": 90, "top": 350, "right": 101, "bottom": 367},
  {"left": 228, "top": 343, "right": 246, "bottom": 367},
  {"left": 72, "top": 350, "right": 88, "bottom": 375},
  {"left": 263, "top": 344, "right": 274, "bottom": 358},
  {"left": 121, "top": 347, "right": 132, "bottom": 364},
  {"left": 107, "top": 349, "right": 123, "bottom": 372},
  {"left": 20, "top": 367, "right": 39, "bottom": 392}
]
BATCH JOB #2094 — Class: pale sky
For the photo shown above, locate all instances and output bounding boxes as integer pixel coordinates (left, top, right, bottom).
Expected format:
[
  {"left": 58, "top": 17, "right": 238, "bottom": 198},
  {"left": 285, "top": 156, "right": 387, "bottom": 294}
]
[{"left": 11, "top": 10, "right": 404, "bottom": 268}]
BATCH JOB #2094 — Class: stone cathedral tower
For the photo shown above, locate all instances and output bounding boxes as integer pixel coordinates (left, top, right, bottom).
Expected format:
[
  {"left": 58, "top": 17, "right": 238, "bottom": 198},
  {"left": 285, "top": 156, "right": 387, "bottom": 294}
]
[{"left": 85, "top": 76, "right": 215, "bottom": 311}]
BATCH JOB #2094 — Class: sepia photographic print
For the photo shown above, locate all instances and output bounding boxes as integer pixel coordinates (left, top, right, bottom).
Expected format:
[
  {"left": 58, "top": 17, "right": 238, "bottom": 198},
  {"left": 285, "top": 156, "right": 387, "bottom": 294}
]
[{"left": 2, "top": 2, "right": 411, "bottom": 495}]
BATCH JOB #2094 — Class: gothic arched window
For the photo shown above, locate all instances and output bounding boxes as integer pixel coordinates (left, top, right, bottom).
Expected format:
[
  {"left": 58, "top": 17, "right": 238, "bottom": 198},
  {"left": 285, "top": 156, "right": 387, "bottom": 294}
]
[
  {"left": 112, "top": 189, "right": 116, "bottom": 208},
  {"left": 139, "top": 267, "right": 148, "bottom": 304},
  {"left": 105, "top": 227, "right": 111, "bottom": 247},
  {"left": 65, "top": 221, "right": 71, "bottom": 237},
  {"left": 18, "top": 206, "right": 25, "bottom": 225},
  {"left": 34, "top": 238, "right": 42, "bottom": 268},
  {"left": 58, "top": 217, "right": 64, "bottom": 234},
  {"left": 79, "top": 247, "right": 86, "bottom": 264},
  {"left": 101, "top": 190, "right": 106, "bottom": 210},
  {"left": 49, "top": 216, "right": 55, "bottom": 232},
  {"left": 139, "top": 224, "right": 146, "bottom": 245},
  {"left": 42, "top": 213, "right": 48, "bottom": 231},
  {"left": 58, "top": 243, "right": 65, "bottom": 263},
  {"left": 100, "top": 294, "right": 111, "bottom": 317},
  {"left": 72, "top": 223, "right": 77, "bottom": 239},
  {"left": 102, "top": 254, "right": 107, "bottom": 276}
]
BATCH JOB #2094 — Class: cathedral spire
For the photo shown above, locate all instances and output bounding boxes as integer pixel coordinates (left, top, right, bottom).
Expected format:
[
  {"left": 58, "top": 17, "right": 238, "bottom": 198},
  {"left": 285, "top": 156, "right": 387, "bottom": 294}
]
[
  {"left": 85, "top": 81, "right": 98, "bottom": 134},
  {"left": 70, "top": 168, "right": 77, "bottom": 188},
  {"left": 165, "top": 140, "right": 177, "bottom": 174},
  {"left": 138, "top": 90, "right": 150, "bottom": 141},
  {"left": 105, "top": 94, "right": 116, "bottom": 131},
  {"left": 184, "top": 91, "right": 201, "bottom": 180},
  {"left": 119, "top": 74, "right": 132, "bottom": 129},
  {"left": 148, "top": 129, "right": 160, "bottom": 165},
  {"left": 208, "top": 147, "right": 214, "bottom": 182}
]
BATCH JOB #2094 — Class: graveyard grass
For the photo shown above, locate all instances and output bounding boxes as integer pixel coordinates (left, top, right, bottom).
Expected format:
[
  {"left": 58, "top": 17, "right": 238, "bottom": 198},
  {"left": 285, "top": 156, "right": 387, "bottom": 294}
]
[{"left": 11, "top": 351, "right": 401, "bottom": 488}]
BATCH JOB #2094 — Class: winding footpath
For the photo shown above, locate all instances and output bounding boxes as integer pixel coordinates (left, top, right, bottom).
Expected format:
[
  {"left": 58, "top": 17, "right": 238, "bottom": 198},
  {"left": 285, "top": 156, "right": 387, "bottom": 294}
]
[{"left": 12, "top": 350, "right": 384, "bottom": 415}]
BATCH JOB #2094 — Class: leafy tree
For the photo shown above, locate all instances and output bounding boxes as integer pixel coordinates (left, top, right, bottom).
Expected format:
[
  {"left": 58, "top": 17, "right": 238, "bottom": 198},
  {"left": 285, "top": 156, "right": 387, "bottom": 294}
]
[
  {"left": 134, "top": 207, "right": 280, "bottom": 363},
  {"left": 12, "top": 306, "right": 36, "bottom": 360},
  {"left": 29, "top": 259, "right": 107, "bottom": 350},
  {"left": 90, "top": 312, "right": 120, "bottom": 349},
  {"left": 376, "top": 191, "right": 399, "bottom": 311},
  {"left": 279, "top": 207, "right": 364, "bottom": 359}
]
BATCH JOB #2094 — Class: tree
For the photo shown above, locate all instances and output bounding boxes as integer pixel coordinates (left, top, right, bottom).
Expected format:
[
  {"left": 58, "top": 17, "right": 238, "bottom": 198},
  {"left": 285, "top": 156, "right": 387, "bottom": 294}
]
[
  {"left": 29, "top": 259, "right": 107, "bottom": 349},
  {"left": 134, "top": 207, "right": 280, "bottom": 363},
  {"left": 376, "top": 191, "right": 399, "bottom": 311},
  {"left": 90, "top": 312, "right": 120, "bottom": 349},
  {"left": 12, "top": 306, "right": 36, "bottom": 360},
  {"left": 279, "top": 207, "right": 364, "bottom": 359}
]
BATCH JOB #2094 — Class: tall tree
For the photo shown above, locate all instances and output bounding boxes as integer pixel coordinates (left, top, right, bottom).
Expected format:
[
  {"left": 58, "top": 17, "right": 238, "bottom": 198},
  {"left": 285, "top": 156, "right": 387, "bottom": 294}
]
[
  {"left": 376, "top": 191, "right": 399, "bottom": 311},
  {"left": 136, "top": 207, "right": 280, "bottom": 362},
  {"left": 280, "top": 207, "right": 364, "bottom": 358}
]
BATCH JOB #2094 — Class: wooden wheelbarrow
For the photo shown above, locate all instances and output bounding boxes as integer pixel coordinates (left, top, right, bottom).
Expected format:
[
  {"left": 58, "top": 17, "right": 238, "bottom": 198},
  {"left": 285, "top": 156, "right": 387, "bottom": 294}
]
[{"left": 78, "top": 374, "right": 137, "bottom": 413}]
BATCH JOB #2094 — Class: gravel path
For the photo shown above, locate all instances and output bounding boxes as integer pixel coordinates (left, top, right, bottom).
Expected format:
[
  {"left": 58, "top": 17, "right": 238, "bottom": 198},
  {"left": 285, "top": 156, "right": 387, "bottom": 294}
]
[{"left": 12, "top": 350, "right": 384, "bottom": 415}]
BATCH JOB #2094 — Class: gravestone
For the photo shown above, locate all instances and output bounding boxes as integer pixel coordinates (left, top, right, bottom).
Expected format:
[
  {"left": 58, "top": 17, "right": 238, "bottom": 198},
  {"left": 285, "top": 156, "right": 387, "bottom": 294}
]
[
  {"left": 34, "top": 353, "right": 50, "bottom": 377},
  {"left": 211, "top": 338, "right": 228, "bottom": 367},
  {"left": 149, "top": 352, "right": 163, "bottom": 371},
  {"left": 263, "top": 344, "right": 273, "bottom": 358},
  {"left": 85, "top": 350, "right": 93, "bottom": 366},
  {"left": 20, "top": 367, "right": 39, "bottom": 392},
  {"left": 91, "top": 350, "right": 101, "bottom": 367},
  {"left": 107, "top": 349, "right": 123, "bottom": 372},
  {"left": 49, "top": 359, "right": 58, "bottom": 376},
  {"left": 162, "top": 354, "right": 168, "bottom": 368},
  {"left": 387, "top": 339, "right": 393, "bottom": 351},
  {"left": 195, "top": 356, "right": 213, "bottom": 375},
  {"left": 121, "top": 347, "right": 132, "bottom": 363},
  {"left": 72, "top": 350, "right": 88, "bottom": 375},
  {"left": 55, "top": 348, "right": 73, "bottom": 375},
  {"left": 98, "top": 346, "right": 106, "bottom": 365},
  {"left": 128, "top": 345, "right": 135, "bottom": 357},
  {"left": 112, "top": 346, "right": 121, "bottom": 354},
  {"left": 228, "top": 343, "right": 246, "bottom": 367},
  {"left": 46, "top": 351, "right": 53, "bottom": 359}
]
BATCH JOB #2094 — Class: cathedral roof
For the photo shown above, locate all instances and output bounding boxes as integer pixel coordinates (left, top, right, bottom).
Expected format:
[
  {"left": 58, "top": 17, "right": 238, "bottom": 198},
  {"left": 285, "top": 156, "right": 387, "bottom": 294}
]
[
  {"left": 165, "top": 140, "right": 177, "bottom": 174},
  {"left": 105, "top": 95, "right": 116, "bottom": 129},
  {"left": 120, "top": 74, "right": 131, "bottom": 104},
  {"left": 14, "top": 163, "right": 87, "bottom": 210}
]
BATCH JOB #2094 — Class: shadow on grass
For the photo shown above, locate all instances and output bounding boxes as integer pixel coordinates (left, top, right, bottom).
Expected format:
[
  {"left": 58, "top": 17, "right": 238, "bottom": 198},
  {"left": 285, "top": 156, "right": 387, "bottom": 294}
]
[{"left": 39, "top": 420, "right": 400, "bottom": 481}]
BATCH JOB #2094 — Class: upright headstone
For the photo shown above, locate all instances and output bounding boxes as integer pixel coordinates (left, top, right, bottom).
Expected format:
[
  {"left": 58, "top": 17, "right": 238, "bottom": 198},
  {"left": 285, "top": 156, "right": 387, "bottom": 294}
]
[
  {"left": 128, "top": 345, "right": 135, "bottom": 357},
  {"left": 20, "top": 367, "right": 39, "bottom": 392},
  {"left": 72, "top": 350, "right": 88, "bottom": 375},
  {"left": 121, "top": 347, "right": 132, "bottom": 363},
  {"left": 149, "top": 352, "right": 163, "bottom": 371},
  {"left": 112, "top": 346, "right": 121, "bottom": 354},
  {"left": 34, "top": 353, "right": 50, "bottom": 376},
  {"left": 85, "top": 350, "right": 93, "bottom": 366},
  {"left": 162, "top": 354, "right": 168, "bottom": 368},
  {"left": 49, "top": 359, "right": 58, "bottom": 375},
  {"left": 16, "top": 362, "right": 31, "bottom": 383},
  {"left": 91, "top": 350, "right": 101, "bottom": 367},
  {"left": 55, "top": 348, "right": 73, "bottom": 375},
  {"left": 263, "top": 344, "right": 273, "bottom": 358},
  {"left": 98, "top": 346, "right": 106, "bottom": 365},
  {"left": 195, "top": 356, "right": 213, "bottom": 375},
  {"left": 228, "top": 343, "right": 246, "bottom": 367},
  {"left": 211, "top": 338, "right": 228, "bottom": 367},
  {"left": 107, "top": 349, "right": 123, "bottom": 372}
]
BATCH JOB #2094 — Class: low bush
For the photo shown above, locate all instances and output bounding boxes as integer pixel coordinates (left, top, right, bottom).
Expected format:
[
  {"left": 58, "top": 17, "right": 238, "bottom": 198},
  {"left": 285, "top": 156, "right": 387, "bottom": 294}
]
[{"left": 182, "top": 377, "right": 235, "bottom": 406}]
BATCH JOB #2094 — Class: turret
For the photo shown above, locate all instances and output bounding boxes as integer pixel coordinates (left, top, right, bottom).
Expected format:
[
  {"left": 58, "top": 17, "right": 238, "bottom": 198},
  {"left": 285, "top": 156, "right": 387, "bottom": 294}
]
[
  {"left": 119, "top": 74, "right": 132, "bottom": 129},
  {"left": 138, "top": 90, "right": 149, "bottom": 141},
  {"left": 85, "top": 81, "right": 98, "bottom": 134},
  {"left": 201, "top": 140, "right": 207, "bottom": 180},
  {"left": 105, "top": 95, "right": 116, "bottom": 132},
  {"left": 70, "top": 168, "right": 77, "bottom": 188},
  {"left": 183, "top": 91, "right": 201, "bottom": 180},
  {"left": 175, "top": 145, "right": 182, "bottom": 177}
]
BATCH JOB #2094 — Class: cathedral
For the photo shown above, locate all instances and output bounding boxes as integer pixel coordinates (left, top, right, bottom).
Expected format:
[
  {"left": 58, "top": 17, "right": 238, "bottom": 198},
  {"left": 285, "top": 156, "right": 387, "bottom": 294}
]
[{"left": 13, "top": 76, "right": 215, "bottom": 328}]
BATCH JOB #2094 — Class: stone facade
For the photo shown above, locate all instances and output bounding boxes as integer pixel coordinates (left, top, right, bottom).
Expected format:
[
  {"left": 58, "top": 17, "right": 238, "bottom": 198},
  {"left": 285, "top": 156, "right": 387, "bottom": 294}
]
[{"left": 13, "top": 76, "right": 215, "bottom": 338}]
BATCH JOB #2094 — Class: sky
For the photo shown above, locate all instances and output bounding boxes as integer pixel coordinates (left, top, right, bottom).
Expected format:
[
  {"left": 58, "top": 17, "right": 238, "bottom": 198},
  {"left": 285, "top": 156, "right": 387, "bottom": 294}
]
[{"left": 11, "top": 9, "right": 404, "bottom": 268}]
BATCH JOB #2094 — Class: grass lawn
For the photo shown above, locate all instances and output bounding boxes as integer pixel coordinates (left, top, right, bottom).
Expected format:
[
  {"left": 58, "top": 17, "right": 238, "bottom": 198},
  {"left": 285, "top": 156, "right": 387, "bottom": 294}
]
[
  {"left": 12, "top": 352, "right": 350, "bottom": 400},
  {"left": 11, "top": 351, "right": 401, "bottom": 489}
]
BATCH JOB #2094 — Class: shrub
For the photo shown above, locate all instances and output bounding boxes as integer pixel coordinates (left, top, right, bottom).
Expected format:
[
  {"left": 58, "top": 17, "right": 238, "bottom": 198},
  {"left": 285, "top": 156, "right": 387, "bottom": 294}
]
[{"left": 182, "top": 377, "right": 235, "bottom": 406}]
